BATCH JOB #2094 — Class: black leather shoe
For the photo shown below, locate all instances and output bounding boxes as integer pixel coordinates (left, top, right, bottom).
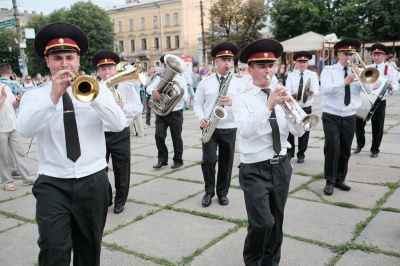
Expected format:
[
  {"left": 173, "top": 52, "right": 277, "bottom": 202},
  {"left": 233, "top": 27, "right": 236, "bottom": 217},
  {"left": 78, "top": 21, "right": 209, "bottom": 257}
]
[
  {"left": 202, "top": 193, "right": 214, "bottom": 207},
  {"left": 297, "top": 158, "right": 304, "bottom": 164},
  {"left": 108, "top": 201, "right": 113, "bottom": 207},
  {"left": 153, "top": 162, "right": 168, "bottom": 169},
  {"left": 324, "top": 184, "right": 334, "bottom": 195},
  {"left": 371, "top": 152, "right": 378, "bottom": 158},
  {"left": 354, "top": 146, "right": 362, "bottom": 154},
  {"left": 114, "top": 205, "right": 124, "bottom": 214},
  {"left": 335, "top": 182, "right": 351, "bottom": 191},
  {"left": 171, "top": 162, "right": 183, "bottom": 169},
  {"left": 218, "top": 196, "right": 229, "bottom": 206}
]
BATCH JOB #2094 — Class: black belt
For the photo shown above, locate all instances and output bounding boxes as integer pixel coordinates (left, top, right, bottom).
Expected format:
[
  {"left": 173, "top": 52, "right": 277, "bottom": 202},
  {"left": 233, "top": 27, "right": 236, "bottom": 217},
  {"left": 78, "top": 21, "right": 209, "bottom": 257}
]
[
  {"left": 105, "top": 131, "right": 117, "bottom": 136},
  {"left": 265, "top": 154, "right": 288, "bottom": 165}
]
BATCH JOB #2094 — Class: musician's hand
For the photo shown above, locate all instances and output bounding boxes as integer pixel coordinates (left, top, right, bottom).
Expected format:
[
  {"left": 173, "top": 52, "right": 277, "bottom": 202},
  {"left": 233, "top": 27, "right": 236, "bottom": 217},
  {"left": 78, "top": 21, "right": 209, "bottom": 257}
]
[
  {"left": 1, "top": 85, "right": 7, "bottom": 99},
  {"left": 50, "top": 69, "right": 73, "bottom": 105},
  {"left": 116, "top": 100, "right": 124, "bottom": 109},
  {"left": 265, "top": 86, "right": 287, "bottom": 110},
  {"left": 219, "top": 95, "right": 232, "bottom": 106},
  {"left": 16, "top": 92, "right": 23, "bottom": 102},
  {"left": 152, "top": 90, "right": 161, "bottom": 100},
  {"left": 387, "top": 84, "right": 393, "bottom": 90},
  {"left": 344, "top": 73, "right": 357, "bottom": 85},
  {"left": 309, "top": 89, "right": 314, "bottom": 95},
  {"left": 200, "top": 118, "right": 208, "bottom": 129},
  {"left": 291, "top": 92, "right": 298, "bottom": 99},
  {"left": 352, "top": 65, "right": 361, "bottom": 75}
]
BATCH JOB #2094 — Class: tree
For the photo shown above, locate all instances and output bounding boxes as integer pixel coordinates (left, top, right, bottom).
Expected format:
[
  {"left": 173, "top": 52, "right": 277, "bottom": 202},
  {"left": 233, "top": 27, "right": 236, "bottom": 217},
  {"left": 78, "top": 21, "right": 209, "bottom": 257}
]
[
  {"left": 0, "top": 28, "right": 20, "bottom": 75},
  {"left": 25, "top": 1, "right": 114, "bottom": 76},
  {"left": 204, "top": 0, "right": 267, "bottom": 60}
]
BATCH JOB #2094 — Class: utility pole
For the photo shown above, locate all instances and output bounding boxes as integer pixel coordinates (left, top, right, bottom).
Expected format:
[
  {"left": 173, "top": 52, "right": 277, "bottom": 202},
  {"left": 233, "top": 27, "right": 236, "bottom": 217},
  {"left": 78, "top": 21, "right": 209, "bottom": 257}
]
[
  {"left": 200, "top": 1, "right": 206, "bottom": 64},
  {"left": 12, "top": 0, "right": 28, "bottom": 77}
]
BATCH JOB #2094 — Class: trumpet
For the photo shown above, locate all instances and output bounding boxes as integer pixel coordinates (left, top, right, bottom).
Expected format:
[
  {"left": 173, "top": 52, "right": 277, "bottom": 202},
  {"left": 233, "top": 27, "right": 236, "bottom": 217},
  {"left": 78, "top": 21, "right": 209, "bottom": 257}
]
[
  {"left": 267, "top": 75, "right": 319, "bottom": 131},
  {"left": 70, "top": 69, "right": 99, "bottom": 102}
]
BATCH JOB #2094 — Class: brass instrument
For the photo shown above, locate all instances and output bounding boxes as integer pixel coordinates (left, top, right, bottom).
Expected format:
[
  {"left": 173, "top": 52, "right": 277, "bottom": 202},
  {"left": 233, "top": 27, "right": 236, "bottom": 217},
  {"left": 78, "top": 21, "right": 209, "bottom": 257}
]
[
  {"left": 148, "top": 54, "right": 188, "bottom": 116},
  {"left": 267, "top": 75, "right": 319, "bottom": 131},
  {"left": 201, "top": 69, "right": 232, "bottom": 143},
  {"left": 105, "top": 59, "right": 146, "bottom": 101},
  {"left": 71, "top": 69, "right": 99, "bottom": 102},
  {"left": 302, "top": 78, "right": 311, "bottom": 103}
]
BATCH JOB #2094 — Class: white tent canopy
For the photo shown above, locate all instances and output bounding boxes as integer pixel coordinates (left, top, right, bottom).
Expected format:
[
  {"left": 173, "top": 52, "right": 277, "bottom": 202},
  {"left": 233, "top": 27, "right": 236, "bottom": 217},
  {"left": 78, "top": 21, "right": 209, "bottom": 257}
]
[{"left": 281, "top": 31, "right": 325, "bottom": 52}]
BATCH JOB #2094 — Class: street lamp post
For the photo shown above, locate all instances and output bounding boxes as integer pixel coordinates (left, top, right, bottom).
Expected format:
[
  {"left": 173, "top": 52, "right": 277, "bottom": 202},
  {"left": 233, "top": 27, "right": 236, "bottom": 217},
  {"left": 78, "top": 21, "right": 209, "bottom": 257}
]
[{"left": 12, "top": 0, "right": 28, "bottom": 77}]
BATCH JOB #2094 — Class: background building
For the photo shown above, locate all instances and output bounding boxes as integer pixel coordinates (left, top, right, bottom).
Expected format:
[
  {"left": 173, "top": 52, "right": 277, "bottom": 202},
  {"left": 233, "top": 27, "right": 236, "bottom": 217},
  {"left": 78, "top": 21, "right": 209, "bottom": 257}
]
[{"left": 106, "top": 0, "right": 212, "bottom": 71}]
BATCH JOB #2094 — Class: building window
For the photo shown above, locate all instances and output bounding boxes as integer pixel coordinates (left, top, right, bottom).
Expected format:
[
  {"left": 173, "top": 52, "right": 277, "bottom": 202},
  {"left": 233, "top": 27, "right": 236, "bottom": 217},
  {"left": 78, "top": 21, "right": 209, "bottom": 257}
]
[
  {"left": 166, "top": 36, "right": 171, "bottom": 49},
  {"left": 118, "top": 40, "right": 124, "bottom": 52},
  {"left": 153, "top": 16, "right": 158, "bottom": 28},
  {"left": 174, "top": 35, "right": 180, "bottom": 48},
  {"left": 118, "top": 21, "right": 122, "bottom": 32},
  {"left": 154, "top": 37, "right": 159, "bottom": 49},
  {"left": 165, "top": 14, "right": 170, "bottom": 27},
  {"left": 130, "top": 40, "right": 135, "bottom": 52},
  {"left": 173, "top": 13, "right": 179, "bottom": 26},
  {"left": 140, "top": 18, "right": 145, "bottom": 30},
  {"left": 129, "top": 19, "right": 133, "bottom": 31},
  {"left": 141, "top": 39, "right": 147, "bottom": 50}
]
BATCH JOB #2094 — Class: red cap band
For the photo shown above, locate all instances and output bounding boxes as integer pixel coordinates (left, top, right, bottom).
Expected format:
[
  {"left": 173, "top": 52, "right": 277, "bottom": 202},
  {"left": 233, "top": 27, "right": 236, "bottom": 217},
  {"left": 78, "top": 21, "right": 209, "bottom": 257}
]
[
  {"left": 44, "top": 38, "right": 80, "bottom": 55},
  {"left": 247, "top": 52, "right": 277, "bottom": 63},
  {"left": 372, "top": 48, "right": 386, "bottom": 54},
  {"left": 216, "top": 50, "right": 234, "bottom": 57},
  {"left": 97, "top": 58, "right": 116, "bottom": 67},
  {"left": 338, "top": 45, "right": 356, "bottom": 52}
]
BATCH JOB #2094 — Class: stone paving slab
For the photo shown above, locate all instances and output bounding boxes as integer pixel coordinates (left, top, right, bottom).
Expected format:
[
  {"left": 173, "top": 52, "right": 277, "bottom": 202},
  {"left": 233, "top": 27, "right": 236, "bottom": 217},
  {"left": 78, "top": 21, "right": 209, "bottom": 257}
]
[
  {"left": 0, "top": 193, "right": 36, "bottom": 221},
  {"left": 131, "top": 154, "right": 154, "bottom": 164},
  {"left": 284, "top": 198, "right": 370, "bottom": 245},
  {"left": 336, "top": 250, "right": 400, "bottom": 266},
  {"left": 307, "top": 179, "right": 389, "bottom": 209},
  {"left": 348, "top": 152, "right": 400, "bottom": 168},
  {"left": 289, "top": 148, "right": 324, "bottom": 175},
  {"left": 102, "top": 209, "right": 236, "bottom": 264},
  {"left": 346, "top": 160, "right": 400, "bottom": 184},
  {"left": 0, "top": 223, "right": 39, "bottom": 266},
  {"left": 288, "top": 174, "right": 312, "bottom": 192},
  {"left": 101, "top": 247, "right": 162, "bottom": 266},
  {"left": 291, "top": 188, "right": 321, "bottom": 201},
  {"left": 382, "top": 188, "right": 400, "bottom": 209},
  {"left": 127, "top": 177, "right": 204, "bottom": 205},
  {"left": 174, "top": 187, "right": 247, "bottom": 221},
  {"left": 0, "top": 214, "right": 24, "bottom": 232},
  {"left": 355, "top": 211, "right": 400, "bottom": 253},
  {"left": 108, "top": 172, "right": 155, "bottom": 190},
  {"left": 0, "top": 181, "right": 34, "bottom": 201}
]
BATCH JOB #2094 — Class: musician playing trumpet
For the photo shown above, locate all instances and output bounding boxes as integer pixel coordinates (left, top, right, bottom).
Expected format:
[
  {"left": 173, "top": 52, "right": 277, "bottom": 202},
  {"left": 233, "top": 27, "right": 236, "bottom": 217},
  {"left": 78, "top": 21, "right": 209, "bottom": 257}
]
[
  {"left": 286, "top": 51, "right": 319, "bottom": 163},
  {"left": 320, "top": 38, "right": 372, "bottom": 196},
  {"left": 193, "top": 42, "right": 243, "bottom": 207}
]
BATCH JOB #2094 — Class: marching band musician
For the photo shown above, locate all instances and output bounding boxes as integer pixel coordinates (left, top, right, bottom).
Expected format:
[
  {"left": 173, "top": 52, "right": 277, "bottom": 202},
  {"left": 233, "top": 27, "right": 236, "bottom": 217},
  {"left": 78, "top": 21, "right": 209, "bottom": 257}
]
[
  {"left": 232, "top": 39, "right": 304, "bottom": 266},
  {"left": 146, "top": 55, "right": 188, "bottom": 169},
  {"left": 286, "top": 51, "right": 319, "bottom": 163},
  {"left": 320, "top": 38, "right": 372, "bottom": 196},
  {"left": 193, "top": 42, "right": 243, "bottom": 207},
  {"left": 354, "top": 43, "right": 399, "bottom": 157},
  {"left": 92, "top": 50, "right": 143, "bottom": 214},
  {"left": 16, "top": 22, "right": 126, "bottom": 265}
]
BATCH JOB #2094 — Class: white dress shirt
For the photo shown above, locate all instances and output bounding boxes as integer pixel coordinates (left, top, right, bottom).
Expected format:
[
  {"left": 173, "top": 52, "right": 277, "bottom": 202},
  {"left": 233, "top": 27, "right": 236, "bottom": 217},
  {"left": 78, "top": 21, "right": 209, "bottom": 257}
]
[
  {"left": 368, "top": 62, "right": 398, "bottom": 100},
  {"left": 286, "top": 69, "right": 319, "bottom": 108},
  {"left": 0, "top": 85, "right": 16, "bottom": 132},
  {"left": 103, "top": 81, "right": 142, "bottom": 128},
  {"left": 232, "top": 84, "right": 304, "bottom": 164},
  {"left": 320, "top": 62, "right": 373, "bottom": 116},
  {"left": 146, "top": 74, "right": 188, "bottom": 111},
  {"left": 193, "top": 73, "right": 244, "bottom": 129},
  {"left": 16, "top": 82, "right": 126, "bottom": 178}
]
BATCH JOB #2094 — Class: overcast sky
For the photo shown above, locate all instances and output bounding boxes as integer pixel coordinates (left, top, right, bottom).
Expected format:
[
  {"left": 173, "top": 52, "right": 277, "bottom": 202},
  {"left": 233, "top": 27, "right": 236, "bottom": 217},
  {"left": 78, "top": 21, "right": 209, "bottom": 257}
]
[{"left": 1, "top": 0, "right": 126, "bottom": 15}]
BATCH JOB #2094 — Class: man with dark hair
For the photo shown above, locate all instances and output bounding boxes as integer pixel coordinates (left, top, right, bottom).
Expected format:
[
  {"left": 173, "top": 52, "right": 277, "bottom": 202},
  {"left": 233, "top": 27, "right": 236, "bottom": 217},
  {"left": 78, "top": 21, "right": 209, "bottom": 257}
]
[{"left": 16, "top": 22, "right": 126, "bottom": 265}]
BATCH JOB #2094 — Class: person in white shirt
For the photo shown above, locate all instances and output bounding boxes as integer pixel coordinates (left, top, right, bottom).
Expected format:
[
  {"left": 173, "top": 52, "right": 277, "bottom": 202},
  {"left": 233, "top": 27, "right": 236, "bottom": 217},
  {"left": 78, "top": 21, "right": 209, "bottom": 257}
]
[
  {"left": 385, "top": 55, "right": 399, "bottom": 70},
  {"left": 354, "top": 43, "right": 399, "bottom": 157},
  {"left": 146, "top": 54, "right": 188, "bottom": 169},
  {"left": 23, "top": 75, "right": 37, "bottom": 89},
  {"left": 16, "top": 22, "right": 126, "bottom": 265},
  {"left": 92, "top": 50, "right": 143, "bottom": 214},
  {"left": 286, "top": 51, "right": 319, "bottom": 163},
  {"left": 232, "top": 39, "right": 304, "bottom": 266},
  {"left": 193, "top": 42, "right": 243, "bottom": 207},
  {"left": 320, "top": 38, "right": 372, "bottom": 196}
]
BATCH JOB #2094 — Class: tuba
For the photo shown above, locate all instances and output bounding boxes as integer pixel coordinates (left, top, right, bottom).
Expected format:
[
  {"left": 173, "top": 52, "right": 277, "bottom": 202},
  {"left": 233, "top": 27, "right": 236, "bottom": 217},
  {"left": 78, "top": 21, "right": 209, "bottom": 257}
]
[
  {"left": 201, "top": 70, "right": 232, "bottom": 143},
  {"left": 267, "top": 75, "right": 319, "bottom": 131},
  {"left": 105, "top": 59, "right": 147, "bottom": 101},
  {"left": 148, "top": 54, "right": 188, "bottom": 116}
]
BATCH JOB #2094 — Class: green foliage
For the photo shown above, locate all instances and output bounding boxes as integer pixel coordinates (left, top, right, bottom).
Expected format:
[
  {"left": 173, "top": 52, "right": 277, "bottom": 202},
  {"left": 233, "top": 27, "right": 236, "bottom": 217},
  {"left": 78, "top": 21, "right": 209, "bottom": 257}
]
[
  {"left": 24, "top": 1, "right": 113, "bottom": 76},
  {"left": 0, "top": 28, "right": 20, "bottom": 75}
]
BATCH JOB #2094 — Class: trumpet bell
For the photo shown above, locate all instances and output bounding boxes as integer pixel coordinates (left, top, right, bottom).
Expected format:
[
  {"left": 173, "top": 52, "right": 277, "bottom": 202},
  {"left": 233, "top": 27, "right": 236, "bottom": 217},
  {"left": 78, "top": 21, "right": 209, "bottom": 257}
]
[
  {"left": 360, "top": 67, "right": 379, "bottom": 84},
  {"left": 302, "top": 114, "right": 320, "bottom": 131},
  {"left": 71, "top": 75, "right": 99, "bottom": 102}
]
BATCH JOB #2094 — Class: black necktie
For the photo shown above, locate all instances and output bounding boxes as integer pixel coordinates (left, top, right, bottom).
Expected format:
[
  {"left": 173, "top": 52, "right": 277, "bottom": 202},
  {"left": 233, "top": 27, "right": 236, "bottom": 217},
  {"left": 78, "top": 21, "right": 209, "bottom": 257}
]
[
  {"left": 343, "top": 67, "right": 350, "bottom": 106},
  {"left": 219, "top": 76, "right": 225, "bottom": 91},
  {"left": 262, "top": 89, "right": 281, "bottom": 155},
  {"left": 376, "top": 65, "right": 378, "bottom": 68},
  {"left": 297, "top": 72, "right": 303, "bottom": 101},
  {"left": 63, "top": 92, "right": 81, "bottom": 162}
]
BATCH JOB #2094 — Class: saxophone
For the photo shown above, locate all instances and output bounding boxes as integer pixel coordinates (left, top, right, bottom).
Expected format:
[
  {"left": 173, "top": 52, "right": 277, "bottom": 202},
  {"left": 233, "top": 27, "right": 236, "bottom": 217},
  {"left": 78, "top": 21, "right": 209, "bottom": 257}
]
[{"left": 201, "top": 71, "right": 233, "bottom": 143}]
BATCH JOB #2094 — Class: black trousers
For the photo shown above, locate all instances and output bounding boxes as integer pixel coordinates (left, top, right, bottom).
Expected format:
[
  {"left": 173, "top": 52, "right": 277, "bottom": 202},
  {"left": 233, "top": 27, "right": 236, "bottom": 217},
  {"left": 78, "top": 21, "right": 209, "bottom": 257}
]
[
  {"left": 355, "top": 100, "right": 386, "bottom": 154},
  {"left": 106, "top": 127, "right": 131, "bottom": 208},
  {"left": 145, "top": 96, "right": 151, "bottom": 125},
  {"left": 287, "top": 106, "right": 312, "bottom": 160},
  {"left": 201, "top": 128, "right": 236, "bottom": 197},
  {"left": 239, "top": 157, "right": 292, "bottom": 266},
  {"left": 155, "top": 109, "right": 184, "bottom": 164},
  {"left": 322, "top": 112, "right": 355, "bottom": 184},
  {"left": 32, "top": 169, "right": 109, "bottom": 266}
]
